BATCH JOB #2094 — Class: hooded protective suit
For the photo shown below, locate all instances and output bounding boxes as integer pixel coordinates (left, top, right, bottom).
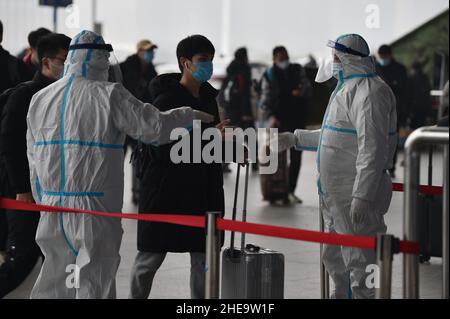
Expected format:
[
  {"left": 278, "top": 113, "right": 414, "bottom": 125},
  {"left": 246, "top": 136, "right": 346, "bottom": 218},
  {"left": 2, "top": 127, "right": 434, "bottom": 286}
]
[
  {"left": 26, "top": 31, "right": 206, "bottom": 298},
  {"left": 274, "top": 34, "right": 397, "bottom": 298}
]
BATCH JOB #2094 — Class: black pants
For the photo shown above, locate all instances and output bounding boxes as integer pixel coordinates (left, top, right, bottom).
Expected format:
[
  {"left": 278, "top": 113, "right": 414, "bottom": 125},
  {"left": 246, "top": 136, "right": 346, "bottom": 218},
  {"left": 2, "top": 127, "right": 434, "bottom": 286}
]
[
  {"left": 281, "top": 123, "right": 303, "bottom": 194},
  {"left": 0, "top": 179, "right": 41, "bottom": 298},
  {"left": 0, "top": 211, "right": 6, "bottom": 251},
  {"left": 289, "top": 149, "right": 302, "bottom": 193}
]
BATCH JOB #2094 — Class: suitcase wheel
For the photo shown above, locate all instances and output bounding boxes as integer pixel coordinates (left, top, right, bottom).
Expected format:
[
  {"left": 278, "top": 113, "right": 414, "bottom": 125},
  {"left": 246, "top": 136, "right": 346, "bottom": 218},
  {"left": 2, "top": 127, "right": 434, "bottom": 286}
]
[{"left": 419, "top": 254, "right": 431, "bottom": 263}]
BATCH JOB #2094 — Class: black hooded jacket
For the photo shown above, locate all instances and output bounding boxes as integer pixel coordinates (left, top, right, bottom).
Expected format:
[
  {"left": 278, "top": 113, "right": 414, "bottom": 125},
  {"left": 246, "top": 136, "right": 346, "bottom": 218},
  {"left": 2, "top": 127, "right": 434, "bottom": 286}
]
[
  {"left": 220, "top": 59, "right": 252, "bottom": 126},
  {"left": 0, "top": 72, "right": 54, "bottom": 194},
  {"left": 137, "top": 73, "right": 225, "bottom": 253}
]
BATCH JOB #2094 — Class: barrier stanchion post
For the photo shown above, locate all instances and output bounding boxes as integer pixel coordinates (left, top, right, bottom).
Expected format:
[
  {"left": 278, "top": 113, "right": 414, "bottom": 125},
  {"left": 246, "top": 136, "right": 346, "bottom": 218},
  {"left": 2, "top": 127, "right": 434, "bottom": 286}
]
[
  {"left": 403, "top": 126, "right": 449, "bottom": 299},
  {"left": 319, "top": 201, "right": 330, "bottom": 299},
  {"left": 404, "top": 146, "right": 420, "bottom": 299},
  {"left": 376, "top": 233, "right": 396, "bottom": 299},
  {"left": 443, "top": 145, "right": 449, "bottom": 299},
  {"left": 205, "top": 211, "right": 221, "bottom": 299}
]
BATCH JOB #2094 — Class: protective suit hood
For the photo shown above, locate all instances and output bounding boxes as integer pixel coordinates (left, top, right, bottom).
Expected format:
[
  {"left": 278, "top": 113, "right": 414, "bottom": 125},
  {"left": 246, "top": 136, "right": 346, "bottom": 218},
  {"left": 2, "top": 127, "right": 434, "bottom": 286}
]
[
  {"left": 316, "top": 34, "right": 376, "bottom": 83},
  {"left": 64, "top": 30, "right": 111, "bottom": 82},
  {"left": 333, "top": 34, "right": 376, "bottom": 80}
]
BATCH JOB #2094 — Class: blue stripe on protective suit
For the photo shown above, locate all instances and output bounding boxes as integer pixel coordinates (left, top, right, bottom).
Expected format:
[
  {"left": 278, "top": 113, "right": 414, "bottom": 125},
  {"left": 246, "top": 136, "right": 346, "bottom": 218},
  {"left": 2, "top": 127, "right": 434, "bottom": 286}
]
[
  {"left": 316, "top": 80, "right": 344, "bottom": 195},
  {"left": 323, "top": 124, "right": 357, "bottom": 134},
  {"left": 34, "top": 140, "right": 123, "bottom": 149},
  {"left": 35, "top": 176, "right": 42, "bottom": 203},
  {"left": 82, "top": 36, "right": 103, "bottom": 78},
  {"left": 65, "top": 31, "right": 85, "bottom": 76},
  {"left": 44, "top": 191, "right": 104, "bottom": 197},
  {"left": 344, "top": 73, "right": 377, "bottom": 81},
  {"left": 58, "top": 74, "right": 79, "bottom": 257}
]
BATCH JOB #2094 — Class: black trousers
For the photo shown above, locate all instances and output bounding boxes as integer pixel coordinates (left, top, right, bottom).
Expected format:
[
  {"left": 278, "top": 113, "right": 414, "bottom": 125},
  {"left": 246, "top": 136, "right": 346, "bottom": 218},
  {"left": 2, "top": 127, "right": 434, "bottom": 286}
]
[
  {"left": 0, "top": 211, "right": 6, "bottom": 251},
  {"left": 280, "top": 122, "right": 304, "bottom": 194},
  {"left": 0, "top": 178, "right": 41, "bottom": 298},
  {"left": 289, "top": 149, "right": 302, "bottom": 193}
]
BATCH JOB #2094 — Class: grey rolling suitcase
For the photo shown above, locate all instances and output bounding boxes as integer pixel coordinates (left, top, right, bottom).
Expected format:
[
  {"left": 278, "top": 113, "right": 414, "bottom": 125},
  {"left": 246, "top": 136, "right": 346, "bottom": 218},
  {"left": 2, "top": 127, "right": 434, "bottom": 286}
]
[{"left": 221, "top": 164, "right": 285, "bottom": 299}]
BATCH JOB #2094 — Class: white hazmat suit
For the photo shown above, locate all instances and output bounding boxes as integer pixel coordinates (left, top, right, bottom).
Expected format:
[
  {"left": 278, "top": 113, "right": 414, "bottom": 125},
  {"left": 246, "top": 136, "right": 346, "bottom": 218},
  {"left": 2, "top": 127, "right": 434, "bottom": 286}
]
[
  {"left": 26, "top": 30, "right": 213, "bottom": 298},
  {"left": 274, "top": 34, "right": 397, "bottom": 298}
]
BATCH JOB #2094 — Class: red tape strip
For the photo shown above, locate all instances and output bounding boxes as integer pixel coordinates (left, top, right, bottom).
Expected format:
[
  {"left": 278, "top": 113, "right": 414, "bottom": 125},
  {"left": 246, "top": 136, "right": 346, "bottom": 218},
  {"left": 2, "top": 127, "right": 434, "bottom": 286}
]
[
  {"left": 0, "top": 198, "right": 419, "bottom": 255},
  {"left": 392, "top": 182, "right": 443, "bottom": 195}
]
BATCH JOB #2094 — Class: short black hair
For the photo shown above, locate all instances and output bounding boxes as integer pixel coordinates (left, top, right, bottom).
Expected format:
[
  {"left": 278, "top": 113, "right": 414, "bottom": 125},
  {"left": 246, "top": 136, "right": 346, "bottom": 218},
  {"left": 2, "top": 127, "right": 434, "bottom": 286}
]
[
  {"left": 273, "top": 46, "right": 288, "bottom": 57},
  {"left": 0, "top": 20, "right": 3, "bottom": 43},
  {"left": 37, "top": 33, "right": 71, "bottom": 70},
  {"left": 176, "top": 35, "right": 215, "bottom": 71},
  {"left": 378, "top": 44, "right": 392, "bottom": 55},
  {"left": 234, "top": 47, "right": 248, "bottom": 61},
  {"left": 28, "top": 27, "right": 52, "bottom": 49}
]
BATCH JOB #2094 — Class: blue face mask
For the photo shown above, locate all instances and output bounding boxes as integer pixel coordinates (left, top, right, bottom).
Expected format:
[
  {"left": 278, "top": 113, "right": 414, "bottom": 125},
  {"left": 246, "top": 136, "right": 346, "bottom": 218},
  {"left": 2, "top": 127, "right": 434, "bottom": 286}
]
[
  {"left": 144, "top": 51, "right": 154, "bottom": 63},
  {"left": 332, "top": 62, "right": 343, "bottom": 79},
  {"left": 191, "top": 61, "right": 213, "bottom": 84},
  {"left": 49, "top": 61, "right": 64, "bottom": 80}
]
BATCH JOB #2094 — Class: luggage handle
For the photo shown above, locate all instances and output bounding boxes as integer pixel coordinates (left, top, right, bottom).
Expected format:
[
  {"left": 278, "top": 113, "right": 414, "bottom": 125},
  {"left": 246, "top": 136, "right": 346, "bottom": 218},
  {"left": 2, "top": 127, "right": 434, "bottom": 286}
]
[
  {"left": 240, "top": 163, "right": 250, "bottom": 251},
  {"left": 229, "top": 164, "right": 241, "bottom": 252},
  {"left": 228, "top": 162, "right": 250, "bottom": 254}
]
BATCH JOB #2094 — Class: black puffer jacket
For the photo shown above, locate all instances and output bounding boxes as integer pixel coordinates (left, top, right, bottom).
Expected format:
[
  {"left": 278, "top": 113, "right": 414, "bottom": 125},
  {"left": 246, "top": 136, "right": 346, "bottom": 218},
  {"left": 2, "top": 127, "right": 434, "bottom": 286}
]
[{"left": 137, "top": 73, "right": 225, "bottom": 253}]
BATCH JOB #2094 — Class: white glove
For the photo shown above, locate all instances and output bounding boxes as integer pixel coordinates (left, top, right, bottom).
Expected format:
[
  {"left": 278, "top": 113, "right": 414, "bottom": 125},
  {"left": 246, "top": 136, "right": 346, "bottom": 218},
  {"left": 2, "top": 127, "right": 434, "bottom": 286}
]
[
  {"left": 193, "top": 110, "right": 215, "bottom": 123},
  {"left": 269, "top": 132, "right": 297, "bottom": 153},
  {"left": 350, "top": 197, "right": 372, "bottom": 225}
]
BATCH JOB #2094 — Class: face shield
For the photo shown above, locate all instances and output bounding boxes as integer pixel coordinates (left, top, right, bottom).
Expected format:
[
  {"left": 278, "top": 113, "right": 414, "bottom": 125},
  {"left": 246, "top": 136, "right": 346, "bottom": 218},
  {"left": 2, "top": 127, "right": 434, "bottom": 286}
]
[
  {"left": 315, "top": 38, "right": 371, "bottom": 83},
  {"left": 315, "top": 57, "right": 333, "bottom": 83},
  {"left": 107, "top": 51, "right": 123, "bottom": 83},
  {"left": 68, "top": 42, "right": 123, "bottom": 83}
]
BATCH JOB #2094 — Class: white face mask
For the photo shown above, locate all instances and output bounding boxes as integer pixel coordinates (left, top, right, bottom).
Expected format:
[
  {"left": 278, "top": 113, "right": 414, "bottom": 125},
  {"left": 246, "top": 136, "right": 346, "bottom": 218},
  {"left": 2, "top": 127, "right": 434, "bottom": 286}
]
[{"left": 276, "top": 60, "right": 289, "bottom": 70}]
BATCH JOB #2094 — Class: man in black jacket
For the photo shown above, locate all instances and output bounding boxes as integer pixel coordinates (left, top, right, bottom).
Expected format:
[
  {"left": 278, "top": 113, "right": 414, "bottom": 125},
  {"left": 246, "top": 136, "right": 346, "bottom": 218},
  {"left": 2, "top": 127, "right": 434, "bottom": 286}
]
[
  {"left": 129, "top": 35, "right": 227, "bottom": 299},
  {"left": 407, "top": 61, "right": 432, "bottom": 129},
  {"left": 0, "top": 20, "right": 33, "bottom": 94},
  {"left": 0, "top": 33, "right": 71, "bottom": 298},
  {"left": 219, "top": 47, "right": 254, "bottom": 173},
  {"left": 376, "top": 44, "right": 408, "bottom": 178},
  {"left": 1, "top": 20, "right": 33, "bottom": 258},
  {"left": 120, "top": 39, "right": 158, "bottom": 204},
  {"left": 120, "top": 39, "right": 158, "bottom": 103},
  {"left": 260, "top": 46, "right": 312, "bottom": 204},
  {"left": 22, "top": 28, "right": 52, "bottom": 79}
]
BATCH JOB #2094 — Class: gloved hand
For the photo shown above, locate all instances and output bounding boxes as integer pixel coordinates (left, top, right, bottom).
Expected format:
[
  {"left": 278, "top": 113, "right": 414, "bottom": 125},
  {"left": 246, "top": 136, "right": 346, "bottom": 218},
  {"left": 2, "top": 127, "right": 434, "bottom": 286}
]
[
  {"left": 350, "top": 197, "right": 372, "bottom": 225},
  {"left": 269, "top": 132, "right": 297, "bottom": 153},
  {"left": 193, "top": 110, "right": 215, "bottom": 123}
]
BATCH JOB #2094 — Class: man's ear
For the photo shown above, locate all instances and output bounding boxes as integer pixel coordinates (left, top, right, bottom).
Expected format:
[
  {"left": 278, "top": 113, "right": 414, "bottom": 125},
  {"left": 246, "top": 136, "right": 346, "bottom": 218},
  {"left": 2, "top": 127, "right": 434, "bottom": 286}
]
[
  {"left": 179, "top": 57, "right": 189, "bottom": 71},
  {"left": 40, "top": 56, "right": 49, "bottom": 72}
]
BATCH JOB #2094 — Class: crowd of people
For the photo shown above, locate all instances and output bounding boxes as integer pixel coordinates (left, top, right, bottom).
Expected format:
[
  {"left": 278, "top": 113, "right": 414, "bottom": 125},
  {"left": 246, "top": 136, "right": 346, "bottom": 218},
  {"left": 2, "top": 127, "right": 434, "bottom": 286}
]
[{"left": 0, "top": 19, "right": 447, "bottom": 299}]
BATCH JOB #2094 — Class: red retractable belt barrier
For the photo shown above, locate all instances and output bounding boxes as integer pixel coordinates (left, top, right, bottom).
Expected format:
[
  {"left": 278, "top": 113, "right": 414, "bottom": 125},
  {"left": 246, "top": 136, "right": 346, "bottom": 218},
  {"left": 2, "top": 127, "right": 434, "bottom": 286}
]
[
  {"left": 392, "top": 182, "right": 443, "bottom": 195},
  {"left": 0, "top": 198, "right": 420, "bottom": 255}
]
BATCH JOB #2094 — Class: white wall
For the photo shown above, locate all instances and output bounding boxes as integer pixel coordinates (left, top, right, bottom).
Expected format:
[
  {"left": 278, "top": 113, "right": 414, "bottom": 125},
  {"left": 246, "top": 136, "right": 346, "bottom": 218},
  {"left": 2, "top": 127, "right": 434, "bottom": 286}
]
[{"left": 0, "top": 0, "right": 448, "bottom": 63}]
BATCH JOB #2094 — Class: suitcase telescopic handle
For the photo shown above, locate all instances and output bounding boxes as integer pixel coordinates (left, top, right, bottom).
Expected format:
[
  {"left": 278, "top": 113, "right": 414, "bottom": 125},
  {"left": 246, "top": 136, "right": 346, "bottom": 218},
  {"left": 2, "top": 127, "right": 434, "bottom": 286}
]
[
  {"left": 240, "top": 163, "right": 250, "bottom": 251},
  {"left": 229, "top": 164, "right": 241, "bottom": 251}
]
